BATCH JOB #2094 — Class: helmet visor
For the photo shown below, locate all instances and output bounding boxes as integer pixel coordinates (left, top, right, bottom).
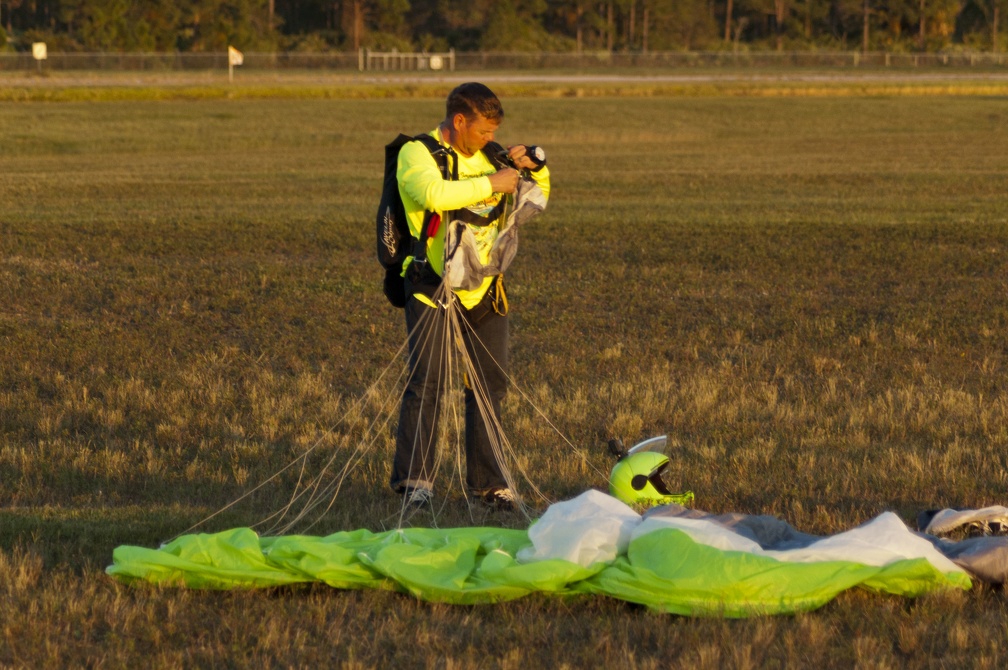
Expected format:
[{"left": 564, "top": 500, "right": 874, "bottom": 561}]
[
  {"left": 647, "top": 459, "right": 674, "bottom": 495},
  {"left": 626, "top": 435, "right": 669, "bottom": 458}
]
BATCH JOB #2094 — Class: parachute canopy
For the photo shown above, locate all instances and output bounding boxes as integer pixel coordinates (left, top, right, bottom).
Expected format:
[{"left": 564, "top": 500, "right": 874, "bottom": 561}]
[{"left": 107, "top": 490, "right": 993, "bottom": 617}]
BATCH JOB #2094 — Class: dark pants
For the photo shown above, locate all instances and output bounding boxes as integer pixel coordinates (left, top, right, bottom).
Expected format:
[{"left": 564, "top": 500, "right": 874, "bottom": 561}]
[{"left": 391, "top": 289, "right": 509, "bottom": 494}]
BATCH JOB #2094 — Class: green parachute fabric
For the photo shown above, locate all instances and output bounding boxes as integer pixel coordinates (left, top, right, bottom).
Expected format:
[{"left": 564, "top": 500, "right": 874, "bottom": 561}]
[
  {"left": 578, "top": 528, "right": 965, "bottom": 616},
  {"left": 109, "top": 526, "right": 601, "bottom": 603},
  {"left": 107, "top": 491, "right": 971, "bottom": 617}
]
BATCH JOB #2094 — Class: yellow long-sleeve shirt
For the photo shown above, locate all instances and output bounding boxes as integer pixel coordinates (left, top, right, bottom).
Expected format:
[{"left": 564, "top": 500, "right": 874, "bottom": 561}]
[{"left": 397, "top": 127, "right": 551, "bottom": 309}]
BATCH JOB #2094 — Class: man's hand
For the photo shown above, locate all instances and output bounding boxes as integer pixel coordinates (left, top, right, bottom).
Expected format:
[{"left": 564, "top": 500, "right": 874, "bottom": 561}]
[
  {"left": 507, "top": 145, "right": 538, "bottom": 171},
  {"left": 488, "top": 167, "right": 519, "bottom": 194}
]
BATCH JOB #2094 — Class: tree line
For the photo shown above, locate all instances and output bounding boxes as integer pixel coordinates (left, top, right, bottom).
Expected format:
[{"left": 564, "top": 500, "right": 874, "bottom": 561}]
[{"left": 0, "top": 0, "right": 1004, "bottom": 54}]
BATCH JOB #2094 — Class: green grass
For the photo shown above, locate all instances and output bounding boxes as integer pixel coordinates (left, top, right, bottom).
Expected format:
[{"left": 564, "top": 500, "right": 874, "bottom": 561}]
[{"left": 2, "top": 85, "right": 1008, "bottom": 666}]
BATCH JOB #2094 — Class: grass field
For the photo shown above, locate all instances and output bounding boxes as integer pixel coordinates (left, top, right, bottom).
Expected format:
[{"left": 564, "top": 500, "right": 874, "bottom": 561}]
[{"left": 2, "top": 77, "right": 1008, "bottom": 666}]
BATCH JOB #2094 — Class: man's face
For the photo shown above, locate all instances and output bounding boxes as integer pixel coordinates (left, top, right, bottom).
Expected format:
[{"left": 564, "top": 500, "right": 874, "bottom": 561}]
[{"left": 453, "top": 112, "right": 500, "bottom": 157}]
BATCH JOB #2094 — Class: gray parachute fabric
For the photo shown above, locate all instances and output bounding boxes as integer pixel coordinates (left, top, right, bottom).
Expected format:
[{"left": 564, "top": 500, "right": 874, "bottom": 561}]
[
  {"left": 917, "top": 506, "right": 1008, "bottom": 585},
  {"left": 920, "top": 505, "right": 1008, "bottom": 536},
  {"left": 443, "top": 178, "right": 547, "bottom": 292}
]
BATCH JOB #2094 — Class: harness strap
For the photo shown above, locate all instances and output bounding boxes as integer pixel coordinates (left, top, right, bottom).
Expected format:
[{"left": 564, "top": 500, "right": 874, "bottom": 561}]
[
  {"left": 492, "top": 275, "right": 508, "bottom": 316},
  {"left": 452, "top": 202, "right": 506, "bottom": 226},
  {"left": 410, "top": 134, "right": 456, "bottom": 269}
]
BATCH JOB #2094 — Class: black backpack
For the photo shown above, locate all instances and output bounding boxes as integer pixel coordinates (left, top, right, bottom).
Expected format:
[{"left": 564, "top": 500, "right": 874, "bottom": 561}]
[
  {"left": 377, "top": 134, "right": 454, "bottom": 307},
  {"left": 376, "top": 133, "right": 510, "bottom": 308}
]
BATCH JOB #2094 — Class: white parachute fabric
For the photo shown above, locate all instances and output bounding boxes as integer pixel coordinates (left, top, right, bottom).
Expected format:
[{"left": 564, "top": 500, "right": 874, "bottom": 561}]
[
  {"left": 443, "top": 178, "right": 547, "bottom": 292},
  {"left": 517, "top": 490, "right": 641, "bottom": 567},
  {"left": 766, "top": 512, "right": 961, "bottom": 572}
]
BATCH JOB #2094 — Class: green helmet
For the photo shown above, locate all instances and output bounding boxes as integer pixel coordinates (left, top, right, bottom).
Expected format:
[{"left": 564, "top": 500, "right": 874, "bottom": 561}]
[{"left": 609, "top": 451, "right": 694, "bottom": 508}]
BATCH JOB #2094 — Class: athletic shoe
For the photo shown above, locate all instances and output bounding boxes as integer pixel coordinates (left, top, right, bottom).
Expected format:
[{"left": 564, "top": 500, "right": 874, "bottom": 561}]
[
  {"left": 402, "top": 486, "right": 433, "bottom": 508},
  {"left": 482, "top": 487, "right": 517, "bottom": 510}
]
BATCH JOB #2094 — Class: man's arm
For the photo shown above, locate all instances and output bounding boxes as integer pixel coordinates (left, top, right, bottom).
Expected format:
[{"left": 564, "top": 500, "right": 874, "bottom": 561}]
[{"left": 398, "top": 140, "right": 499, "bottom": 212}]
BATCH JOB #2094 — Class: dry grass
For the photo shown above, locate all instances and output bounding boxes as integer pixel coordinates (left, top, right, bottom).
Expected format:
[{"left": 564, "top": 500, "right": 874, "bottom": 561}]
[
  {"left": 3, "top": 68, "right": 1008, "bottom": 102},
  {"left": 2, "top": 82, "right": 1008, "bottom": 666}
]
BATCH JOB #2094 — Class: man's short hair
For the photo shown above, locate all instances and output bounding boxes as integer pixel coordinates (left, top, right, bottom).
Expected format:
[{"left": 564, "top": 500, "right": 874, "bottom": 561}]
[{"left": 445, "top": 82, "right": 504, "bottom": 123}]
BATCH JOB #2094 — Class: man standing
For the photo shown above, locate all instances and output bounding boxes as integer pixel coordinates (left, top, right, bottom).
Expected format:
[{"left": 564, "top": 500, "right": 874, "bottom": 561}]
[{"left": 391, "top": 82, "right": 550, "bottom": 510}]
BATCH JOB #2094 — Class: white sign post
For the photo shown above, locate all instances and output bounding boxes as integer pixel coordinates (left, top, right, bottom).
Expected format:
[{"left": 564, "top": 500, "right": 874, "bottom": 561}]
[
  {"left": 228, "top": 46, "right": 243, "bottom": 83},
  {"left": 32, "top": 42, "right": 47, "bottom": 74}
]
